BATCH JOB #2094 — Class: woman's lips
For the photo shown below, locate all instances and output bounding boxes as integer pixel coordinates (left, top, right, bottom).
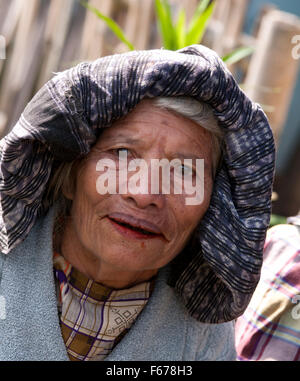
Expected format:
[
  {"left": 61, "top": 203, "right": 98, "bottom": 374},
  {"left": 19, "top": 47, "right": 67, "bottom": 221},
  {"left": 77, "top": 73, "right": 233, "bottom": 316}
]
[{"left": 107, "top": 213, "right": 165, "bottom": 241}]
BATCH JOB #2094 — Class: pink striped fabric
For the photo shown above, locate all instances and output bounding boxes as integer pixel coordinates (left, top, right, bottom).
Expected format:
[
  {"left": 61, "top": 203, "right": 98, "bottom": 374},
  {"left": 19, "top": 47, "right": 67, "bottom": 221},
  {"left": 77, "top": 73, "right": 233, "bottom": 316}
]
[{"left": 235, "top": 219, "right": 300, "bottom": 361}]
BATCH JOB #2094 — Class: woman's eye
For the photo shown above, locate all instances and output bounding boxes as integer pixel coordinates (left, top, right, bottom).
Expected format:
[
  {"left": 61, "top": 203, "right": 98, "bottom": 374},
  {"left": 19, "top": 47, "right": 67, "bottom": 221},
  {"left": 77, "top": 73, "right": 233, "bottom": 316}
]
[
  {"left": 115, "top": 148, "right": 129, "bottom": 155},
  {"left": 179, "top": 165, "right": 194, "bottom": 177},
  {"left": 111, "top": 148, "right": 131, "bottom": 159},
  {"left": 112, "top": 148, "right": 134, "bottom": 166}
]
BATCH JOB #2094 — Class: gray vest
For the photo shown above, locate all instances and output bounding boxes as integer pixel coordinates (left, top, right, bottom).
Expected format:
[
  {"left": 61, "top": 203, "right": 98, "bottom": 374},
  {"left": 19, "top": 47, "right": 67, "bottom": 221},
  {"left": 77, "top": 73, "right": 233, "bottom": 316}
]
[{"left": 0, "top": 207, "right": 236, "bottom": 361}]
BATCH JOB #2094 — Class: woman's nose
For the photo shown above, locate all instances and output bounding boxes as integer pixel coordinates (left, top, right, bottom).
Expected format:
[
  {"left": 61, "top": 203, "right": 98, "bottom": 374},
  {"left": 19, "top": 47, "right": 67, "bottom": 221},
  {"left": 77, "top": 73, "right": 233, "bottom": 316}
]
[
  {"left": 119, "top": 161, "right": 166, "bottom": 210},
  {"left": 121, "top": 191, "right": 165, "bottom": 210}
]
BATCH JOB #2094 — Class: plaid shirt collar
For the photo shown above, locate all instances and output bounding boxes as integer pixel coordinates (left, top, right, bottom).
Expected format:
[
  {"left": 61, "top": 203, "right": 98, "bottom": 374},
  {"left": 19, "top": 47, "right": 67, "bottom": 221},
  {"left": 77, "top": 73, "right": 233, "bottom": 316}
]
[{"left": 53, "top": 252, "right": 154, "bottom": 361}]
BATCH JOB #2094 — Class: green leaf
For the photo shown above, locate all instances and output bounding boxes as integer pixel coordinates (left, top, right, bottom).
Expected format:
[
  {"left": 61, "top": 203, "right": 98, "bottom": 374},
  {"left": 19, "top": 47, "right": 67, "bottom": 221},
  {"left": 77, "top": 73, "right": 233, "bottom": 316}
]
[
  {"left": 80, "top": 1, "right": 135, "bottom": 51},
  {"left": 192, "top": 0, "right": 212, "bottom": 20},
  {"left": 222, "top": 46, "right": 255, "bottom": 65},
  {"left": 174, "top": 9, "right": 186, "bottom": 49},
  {"left": 162, "top": 0, "right": 177, "bottom": 50},
  {"left": 269, "top": 214, "right": 287, "bottom": 227},
  {"left": 155, "top": 0, "right": 176, "bottom": 50},
  {"left": 185, "top": 1, "right": 215, "bottom": 46}
]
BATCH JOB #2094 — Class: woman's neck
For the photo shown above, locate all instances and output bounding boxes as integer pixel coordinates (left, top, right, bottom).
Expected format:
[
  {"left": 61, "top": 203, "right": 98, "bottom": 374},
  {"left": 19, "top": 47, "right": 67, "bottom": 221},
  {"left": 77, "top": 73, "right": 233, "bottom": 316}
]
[{"left": 58, "top": 217, "right": 158, "bottom": 289}]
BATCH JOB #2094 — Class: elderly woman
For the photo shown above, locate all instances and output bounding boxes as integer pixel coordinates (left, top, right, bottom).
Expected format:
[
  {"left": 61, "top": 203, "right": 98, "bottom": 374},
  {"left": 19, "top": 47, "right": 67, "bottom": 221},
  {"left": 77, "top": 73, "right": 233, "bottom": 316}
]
[{"left": 0, "top": 45, "right": 275, "bottom": 361}]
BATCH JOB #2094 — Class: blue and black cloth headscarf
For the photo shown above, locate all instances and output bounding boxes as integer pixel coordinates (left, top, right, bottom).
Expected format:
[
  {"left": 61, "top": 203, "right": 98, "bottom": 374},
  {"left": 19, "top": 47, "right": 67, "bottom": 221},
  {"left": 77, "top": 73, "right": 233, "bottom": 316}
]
[{"left": 0, "top": 45, "right": 275, "bottom": 323}]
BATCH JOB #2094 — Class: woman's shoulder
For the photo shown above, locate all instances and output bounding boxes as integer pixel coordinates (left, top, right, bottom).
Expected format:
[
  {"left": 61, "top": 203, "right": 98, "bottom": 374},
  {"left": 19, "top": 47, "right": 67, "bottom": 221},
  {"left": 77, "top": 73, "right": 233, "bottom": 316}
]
[
  {"left": 139, "top": 267, "right": 237, "bottom": 360},
  {"left": 173, "top": 290, "right": 236, "bottom": 361}
]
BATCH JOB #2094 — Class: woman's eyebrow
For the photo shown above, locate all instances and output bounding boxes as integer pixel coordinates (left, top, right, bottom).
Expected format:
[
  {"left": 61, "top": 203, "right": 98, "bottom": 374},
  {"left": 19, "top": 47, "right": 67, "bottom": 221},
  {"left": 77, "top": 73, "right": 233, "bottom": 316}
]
[
  {"left": 170, "top": 152, "right": 212, "bottom": 173},
  {"left": 99, "top": 134, "right": 142, "bottom": 146},
  {"left": 169, "top": 152, "right": 203, "bottom": 161}
]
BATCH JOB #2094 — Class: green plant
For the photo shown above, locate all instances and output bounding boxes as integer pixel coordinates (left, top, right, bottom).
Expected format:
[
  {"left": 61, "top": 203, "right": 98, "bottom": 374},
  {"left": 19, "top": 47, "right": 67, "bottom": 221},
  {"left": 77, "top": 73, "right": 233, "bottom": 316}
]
[
  {"left": 154, "top": 0, "right": 214, "bottom": 50},
  {"left": 222, "top": 46, "right": 255, "bottom": 66},
  {"left": 269, "top": 214, "right": 287, "bottom": 227},
  {"left": 81, "top": 0, "right": 254, "bottom": 65},
  {"left": 80, "top": 1, "right": 135, "bottom": 51}
]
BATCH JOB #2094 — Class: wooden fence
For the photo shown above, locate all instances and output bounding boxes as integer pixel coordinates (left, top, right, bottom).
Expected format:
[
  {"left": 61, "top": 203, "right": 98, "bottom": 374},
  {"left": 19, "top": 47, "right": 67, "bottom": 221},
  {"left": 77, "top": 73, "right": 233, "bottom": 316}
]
[{"left": 0, "top": 0, "right": 299, "bottom": 146}]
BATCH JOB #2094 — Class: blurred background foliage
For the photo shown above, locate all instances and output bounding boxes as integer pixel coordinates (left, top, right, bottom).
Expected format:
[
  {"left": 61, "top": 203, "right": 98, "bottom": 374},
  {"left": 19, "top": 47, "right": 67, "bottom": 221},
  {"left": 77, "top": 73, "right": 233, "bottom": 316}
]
[{"left": 81, "top": 0, "right": 255, "bottom": 65}]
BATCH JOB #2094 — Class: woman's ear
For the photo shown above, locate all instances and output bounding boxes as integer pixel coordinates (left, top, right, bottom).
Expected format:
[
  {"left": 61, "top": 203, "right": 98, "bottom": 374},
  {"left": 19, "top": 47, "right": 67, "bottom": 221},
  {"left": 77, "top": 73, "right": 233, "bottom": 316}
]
[
  {"left": 61, "top": 160, "right": 81, "bottom": 201},
  {"left": 61, "top": 178, "right": 74, "bottom": 200}
]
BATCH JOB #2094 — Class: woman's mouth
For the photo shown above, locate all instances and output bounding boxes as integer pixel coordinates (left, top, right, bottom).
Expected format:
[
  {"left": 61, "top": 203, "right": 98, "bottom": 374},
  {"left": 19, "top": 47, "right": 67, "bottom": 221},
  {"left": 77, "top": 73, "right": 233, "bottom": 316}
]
[{"left": 107, "top": 214, "right": 164, "bottom": 240}]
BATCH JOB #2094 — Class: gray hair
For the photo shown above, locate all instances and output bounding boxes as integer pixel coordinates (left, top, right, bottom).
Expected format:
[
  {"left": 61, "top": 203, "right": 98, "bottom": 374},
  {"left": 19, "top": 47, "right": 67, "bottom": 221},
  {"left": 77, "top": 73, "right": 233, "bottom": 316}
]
[
  {"left": 152, "top": 96, "right": 223, "bottom": 175},
  {"left": 47, "top": 96, "right": 223, "bottom": 209}
]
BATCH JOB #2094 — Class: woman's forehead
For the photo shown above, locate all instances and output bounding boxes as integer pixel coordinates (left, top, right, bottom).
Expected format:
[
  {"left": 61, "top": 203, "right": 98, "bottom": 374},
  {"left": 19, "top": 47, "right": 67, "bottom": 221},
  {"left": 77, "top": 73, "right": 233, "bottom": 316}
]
[{"left": 95, "top": 100, "right": 213, "bottom": 153}]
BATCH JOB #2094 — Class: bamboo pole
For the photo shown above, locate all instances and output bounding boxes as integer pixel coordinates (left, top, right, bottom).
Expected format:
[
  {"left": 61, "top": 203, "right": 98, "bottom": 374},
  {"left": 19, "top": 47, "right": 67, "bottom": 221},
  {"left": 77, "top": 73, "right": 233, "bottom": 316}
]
[
  {"left": 0, "top": 0, "right": 23, "bottom": 82},
  {"left": 79, "top": 0, "right": 113, "bottom": 60},
  {"left": 0, "top": 0, "right": 23, "bottom": 44},
  {"left": 210, "top": 0, "right": 230, "bottom": 55},
  {"left": 210, "top": 0, "right": 249, "bottom": 56},
  {"left": 0, "top": 0, "right": 11, "bottom": 29},
  {"left": 244, "top": 10, "right": 300, "bottom": 146},
  {"left": 224, "top": 0, "right": 249, "bottom": 51},
  {"left": 123, "top": 0, "right": 153, "bottom": 51},
  {"left": 35, "top": 0, "right": 74, "bottom": 90},
  {"left": 0, "top": 111, "right": 6, "bottom": 136},
  {"left": 0, "top": 0, "right": 44, "bottom": 135}
]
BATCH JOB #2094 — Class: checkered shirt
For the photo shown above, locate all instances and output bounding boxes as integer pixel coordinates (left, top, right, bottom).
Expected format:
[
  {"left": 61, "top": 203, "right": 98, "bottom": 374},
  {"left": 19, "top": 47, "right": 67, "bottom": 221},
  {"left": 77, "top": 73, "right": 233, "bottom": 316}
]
[
  {"left": 53, "top": 252, "right": 153, "bottom": 361},
  {"left": 235, "top": 221, "right": 300, "bottom": 361}
]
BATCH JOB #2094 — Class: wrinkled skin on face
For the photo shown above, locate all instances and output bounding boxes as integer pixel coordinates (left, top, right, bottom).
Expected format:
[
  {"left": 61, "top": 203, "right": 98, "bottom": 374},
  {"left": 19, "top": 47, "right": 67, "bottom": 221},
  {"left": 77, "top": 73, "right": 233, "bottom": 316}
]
[{"left": 61, "top": 100, "right": 214, "bottom": 288}]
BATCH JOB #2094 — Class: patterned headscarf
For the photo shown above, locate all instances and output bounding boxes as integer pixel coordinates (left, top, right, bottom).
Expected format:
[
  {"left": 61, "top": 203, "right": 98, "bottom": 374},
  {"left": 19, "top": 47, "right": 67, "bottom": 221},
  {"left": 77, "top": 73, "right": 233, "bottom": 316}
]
[{"left": 0, "top": 45, "right": 275, "bottom": 323}]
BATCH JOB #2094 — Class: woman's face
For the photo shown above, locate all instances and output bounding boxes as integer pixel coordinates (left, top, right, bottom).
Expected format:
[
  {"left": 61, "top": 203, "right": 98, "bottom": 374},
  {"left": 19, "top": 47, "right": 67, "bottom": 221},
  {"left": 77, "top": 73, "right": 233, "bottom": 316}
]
[{"left": 62, "top": 99, "right": 214, "bottom": 287}]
